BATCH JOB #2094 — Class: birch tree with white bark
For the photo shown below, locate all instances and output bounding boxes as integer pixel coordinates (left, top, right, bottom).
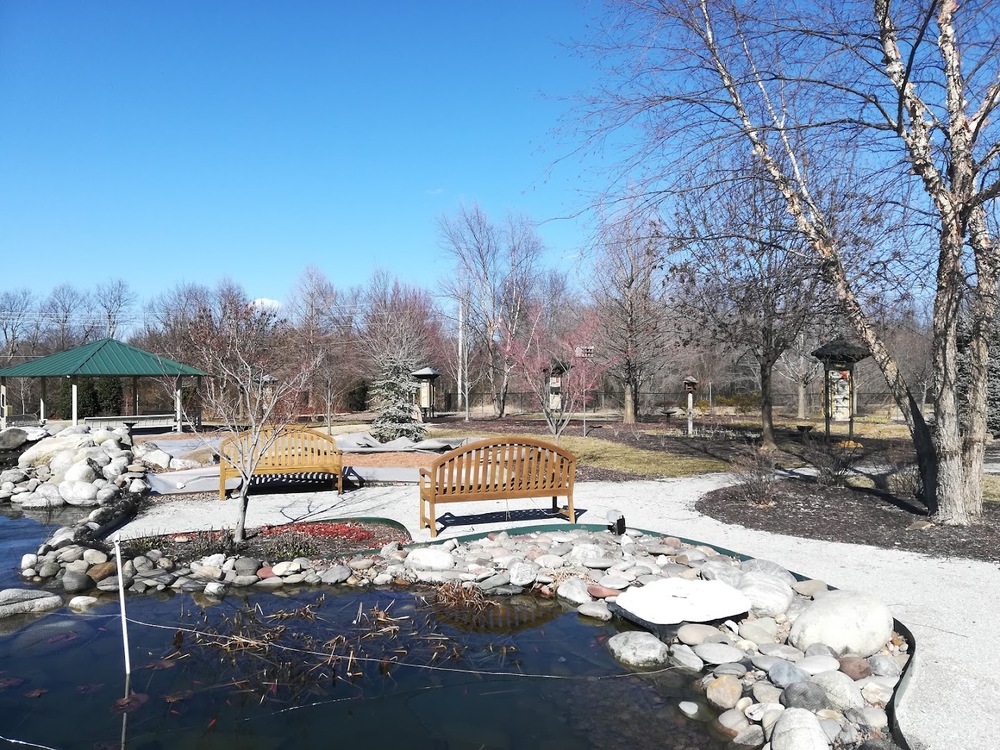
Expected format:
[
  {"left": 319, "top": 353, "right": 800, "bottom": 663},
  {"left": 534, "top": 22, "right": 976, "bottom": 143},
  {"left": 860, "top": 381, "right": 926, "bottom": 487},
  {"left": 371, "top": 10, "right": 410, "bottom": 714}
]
[{"left": 583, "top": 0, "right": 1000, "bottom": 524}]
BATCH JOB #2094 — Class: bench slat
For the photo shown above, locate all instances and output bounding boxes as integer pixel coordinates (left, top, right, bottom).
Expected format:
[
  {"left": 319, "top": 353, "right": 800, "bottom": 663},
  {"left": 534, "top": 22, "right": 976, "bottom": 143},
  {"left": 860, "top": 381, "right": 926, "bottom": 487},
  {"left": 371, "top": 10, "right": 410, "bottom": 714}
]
[{"left": 219, "top": 427, "right": 343, "bottom": 500}]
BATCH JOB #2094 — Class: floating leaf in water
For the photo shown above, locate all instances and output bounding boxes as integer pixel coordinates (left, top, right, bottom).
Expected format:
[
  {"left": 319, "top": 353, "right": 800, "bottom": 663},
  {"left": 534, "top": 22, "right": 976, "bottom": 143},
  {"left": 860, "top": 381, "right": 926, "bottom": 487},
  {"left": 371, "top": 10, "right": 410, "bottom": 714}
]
[
  {"left": 142, "top": 658, "right": 178, "bottom": 670},
  {"left": 113, "top": 692, "right": 149, "bottom": 713},
  {"left": 76, "top": 683, "right": 104, "bottom": 694},
  {"left": 0, "top": 677, "right": 25, "bottom": 690},
  {"left": 24, "top": 688, "right": 47, "bottom": 698}
]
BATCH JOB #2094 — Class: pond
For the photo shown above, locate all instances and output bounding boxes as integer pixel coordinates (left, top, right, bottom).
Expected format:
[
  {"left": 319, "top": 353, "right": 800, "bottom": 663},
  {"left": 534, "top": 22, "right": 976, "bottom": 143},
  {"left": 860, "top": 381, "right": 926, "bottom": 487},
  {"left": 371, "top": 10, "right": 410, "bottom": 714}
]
[{"left": 0, "top": 514, "right": 726, "bottom": 750}]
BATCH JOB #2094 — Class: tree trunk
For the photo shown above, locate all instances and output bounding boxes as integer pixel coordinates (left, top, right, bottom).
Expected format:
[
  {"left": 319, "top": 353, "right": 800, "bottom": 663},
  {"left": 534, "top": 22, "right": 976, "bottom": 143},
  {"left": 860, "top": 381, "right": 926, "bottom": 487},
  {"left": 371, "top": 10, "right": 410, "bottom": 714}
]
[
  {"left": 623, "top": 381, "right": 637, "bottom": 424},
  {"left": 234, "top": 491, "right": 249, "bottom": 543},
  {"left": 759, "top": 358, "right": 776, "bottom": 449}
]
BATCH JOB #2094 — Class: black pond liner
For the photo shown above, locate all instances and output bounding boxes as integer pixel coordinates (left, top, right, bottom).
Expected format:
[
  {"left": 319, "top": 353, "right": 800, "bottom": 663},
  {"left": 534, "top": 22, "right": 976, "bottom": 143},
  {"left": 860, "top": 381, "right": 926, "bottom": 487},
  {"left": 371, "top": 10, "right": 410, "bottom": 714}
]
[{"left": 398, "top": 521, "right": 915, "bottom": 750}]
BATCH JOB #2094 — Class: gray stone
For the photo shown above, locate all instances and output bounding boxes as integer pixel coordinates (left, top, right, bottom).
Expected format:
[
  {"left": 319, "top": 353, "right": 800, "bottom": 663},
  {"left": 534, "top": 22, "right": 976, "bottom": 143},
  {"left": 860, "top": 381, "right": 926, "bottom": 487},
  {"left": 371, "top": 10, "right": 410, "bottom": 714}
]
[
  {"left": 739, "top": 620, "right": 778, "bottom": 646},
  {"left": 556, "top": 577, "right": 593, "bottom": 604},
  {"left": 698, "top": 559, "right": 744, "bottom": 587},
  {"left": 740, "top": 558, "right": 797, "bottom": 585},
  {"left": 693, "top": 642, "right": 745, "bottom": 665},
  {"left": 0, "top": 588, "right": 63, "bottom": 617},
  {"left": 577, "top": 600, "right": 612, "bottom": 621},
  {"left": 320, "top": 565, "right": 352, "bottom": 584},
  {"left": 811, "top": 670, "right": 865, "bottom": 712},
  {"left": 0, "top": 427, "right": 29, "bottom": 451},
  {"left": 63, "top": 460, "right": 97, "bottom": 483},
  {"left": 507, "top": 561, "right": 538, "bottom": 587},
  {"left": 677, "top": 622, "right": 722, "bottom": 646},
  {"left": 59, "top": 480, "right": 99, "bottom": 506},
  {"left": 479, "top": 572, "right": 510, "bottom": 590},
  {"left": 234, "top": 557, "right": 260, "bottom": 575},
  {"left": 731, "top": 725, "right": 766, "bottom": 750},
  {"left": 405, "top": 547, "right": 455, "bottom": 571},
  {"left": 770, "top": 707, "right": 831, "bottom": 750},
  {"left": 669, "top": 643, "right": 705, "bottom": 672},
  {"left": 204, "top": 581, "right": 227, "bottom": 598},
  {"left": 789, "top": 590, "right": 893, "bottom": 657},
  {"left": 62, "top": 570, "right": 94, "bottom": 593},
  {"left": 0, "top": 468, "right": 28, "bottom": 484},
  {"left": 768, "top": 659, "right": 809, "bottom": 688},
  {"left": 713, "top": 662, "right": 747, "bottom": 677},
  {"left": 739, "top": 571, "right": 795, "bottom": 617},
  {"left": 797, "top": 655, "right": 840, "bottom": 675},
  {"left": 759, "top": 642, "right": 804, "bottom": 661},
  {"left": 780, "top": 680, "right": 830, "bottom": 711},
  {"left": 67, "top": 595, "right": 99, "bottom": 610},
  {"left": 607, "top": 630, "right": 670, "bottom": 667},
  {"left": 867, "top": 653, "right": 902, "bottom": 677}
]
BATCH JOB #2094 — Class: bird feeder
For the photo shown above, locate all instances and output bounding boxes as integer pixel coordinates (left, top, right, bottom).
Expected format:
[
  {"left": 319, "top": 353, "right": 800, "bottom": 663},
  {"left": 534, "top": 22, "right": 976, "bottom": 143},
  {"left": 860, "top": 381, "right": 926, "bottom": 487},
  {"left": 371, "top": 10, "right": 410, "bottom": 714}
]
[
  {"left": 411, "top": 367, "right": 441, "bottom": 419},
  {"left": 811, "top": 338, "right": 870, "bottom": 439}
]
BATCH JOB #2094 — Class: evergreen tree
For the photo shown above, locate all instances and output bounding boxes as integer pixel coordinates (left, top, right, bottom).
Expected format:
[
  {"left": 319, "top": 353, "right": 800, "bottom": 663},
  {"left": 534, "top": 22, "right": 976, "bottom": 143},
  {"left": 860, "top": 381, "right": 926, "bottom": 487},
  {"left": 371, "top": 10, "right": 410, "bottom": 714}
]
[
  {"left": 368, "top": 356, "right": 424, "bottom": 443},
  {"left": 94, "top": 377, "right": 124, "bottom": 415}
]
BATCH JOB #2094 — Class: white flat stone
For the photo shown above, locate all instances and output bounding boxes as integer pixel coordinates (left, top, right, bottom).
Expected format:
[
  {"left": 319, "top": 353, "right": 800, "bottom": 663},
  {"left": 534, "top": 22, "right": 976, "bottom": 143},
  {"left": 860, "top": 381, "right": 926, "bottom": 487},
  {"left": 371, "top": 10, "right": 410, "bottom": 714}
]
[{"left": 614, "top": 577, "right": 752, "bottom": 625}]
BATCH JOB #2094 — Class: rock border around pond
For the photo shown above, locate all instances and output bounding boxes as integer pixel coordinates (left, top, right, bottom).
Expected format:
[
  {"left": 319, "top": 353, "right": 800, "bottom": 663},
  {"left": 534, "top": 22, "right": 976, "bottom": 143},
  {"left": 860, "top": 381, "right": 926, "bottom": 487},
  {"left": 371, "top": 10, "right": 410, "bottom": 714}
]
[{"left": 6, "top": 522, "right": 909, "bottom": 750}]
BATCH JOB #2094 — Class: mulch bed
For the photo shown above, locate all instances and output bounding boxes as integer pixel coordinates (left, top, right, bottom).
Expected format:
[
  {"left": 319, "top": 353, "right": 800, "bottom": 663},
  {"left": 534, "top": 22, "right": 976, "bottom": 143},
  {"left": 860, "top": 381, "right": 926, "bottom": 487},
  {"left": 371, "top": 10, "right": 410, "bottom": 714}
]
[{"left": 698, "top": 479, "right": 1000, "bottom": 565}]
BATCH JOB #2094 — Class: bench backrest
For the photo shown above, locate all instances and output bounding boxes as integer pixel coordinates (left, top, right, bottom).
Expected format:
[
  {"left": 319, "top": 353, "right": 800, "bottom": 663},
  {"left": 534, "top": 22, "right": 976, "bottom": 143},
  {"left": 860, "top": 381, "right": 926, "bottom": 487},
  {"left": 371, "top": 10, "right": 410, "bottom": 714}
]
[
  {"left": 220, "top": 427, "right": 341, "bottom": 472},
  {"left": 429, "top": 438, "right": 575, "bottom": 495}
]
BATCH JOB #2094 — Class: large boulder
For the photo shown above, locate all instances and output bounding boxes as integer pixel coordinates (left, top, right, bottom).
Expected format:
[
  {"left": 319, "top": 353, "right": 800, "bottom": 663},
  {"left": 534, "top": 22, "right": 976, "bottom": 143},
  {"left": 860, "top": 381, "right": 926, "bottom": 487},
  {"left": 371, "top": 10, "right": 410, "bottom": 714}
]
[
  {"left": 19, "top": 433, "right": 94, "bottom": 468},
  {"left": 0, "top": 589, "right": 63, "bottom": 618},
  {"left": 63, "top": 460, "right": 97, "bottom": 483},
  {"left": 789, "top": 590, "right": 893, "bottom": 657},
  {"left": 738, "top": 571, "right": 795, "bottom": 617},
  {"left": 404, "top": 547, "right": 455, "bottom": 571},
  {"left": 0, "top": 427, "right": 29, "bottom": 451},
  {"left": 59, "top": 480, "right": 100, "bottom": 506}
]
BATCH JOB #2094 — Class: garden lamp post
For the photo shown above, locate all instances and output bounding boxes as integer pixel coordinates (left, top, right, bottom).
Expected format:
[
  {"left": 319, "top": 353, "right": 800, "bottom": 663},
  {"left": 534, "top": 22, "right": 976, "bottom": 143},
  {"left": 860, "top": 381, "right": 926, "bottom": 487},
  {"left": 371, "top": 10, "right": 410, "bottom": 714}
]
[{"left": 683, "top": 375, "right": 698, "bottom": 437}]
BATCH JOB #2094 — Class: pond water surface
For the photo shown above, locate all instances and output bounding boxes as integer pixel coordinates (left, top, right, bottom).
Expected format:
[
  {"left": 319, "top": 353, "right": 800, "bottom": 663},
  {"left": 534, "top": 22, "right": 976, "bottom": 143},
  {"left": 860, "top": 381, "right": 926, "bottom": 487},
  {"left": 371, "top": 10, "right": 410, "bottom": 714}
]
[{"left": 0, "top": 512, "right": 725, "bottom": 750}]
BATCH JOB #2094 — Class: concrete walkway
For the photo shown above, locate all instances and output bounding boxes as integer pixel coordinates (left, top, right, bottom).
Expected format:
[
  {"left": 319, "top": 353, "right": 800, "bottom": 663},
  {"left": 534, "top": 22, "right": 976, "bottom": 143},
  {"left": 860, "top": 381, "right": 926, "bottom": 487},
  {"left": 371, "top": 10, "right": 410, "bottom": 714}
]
[{"left": 116, "top": 476, "right": 997, "bottom": 750}]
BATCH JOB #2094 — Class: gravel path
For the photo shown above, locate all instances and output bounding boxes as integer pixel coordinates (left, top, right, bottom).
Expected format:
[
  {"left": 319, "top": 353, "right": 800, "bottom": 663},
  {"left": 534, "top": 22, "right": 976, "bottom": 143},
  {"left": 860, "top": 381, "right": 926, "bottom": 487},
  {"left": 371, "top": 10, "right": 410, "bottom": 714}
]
[{"left": 117, "top": 475, "right": 996, "bottom": 750}]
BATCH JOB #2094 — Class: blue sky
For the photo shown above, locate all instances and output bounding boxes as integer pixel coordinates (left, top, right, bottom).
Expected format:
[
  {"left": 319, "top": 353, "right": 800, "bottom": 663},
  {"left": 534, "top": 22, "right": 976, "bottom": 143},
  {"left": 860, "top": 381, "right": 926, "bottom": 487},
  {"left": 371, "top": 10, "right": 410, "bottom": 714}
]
[{"left": 0, "top": 1, "right": 603, "bottom": 307}]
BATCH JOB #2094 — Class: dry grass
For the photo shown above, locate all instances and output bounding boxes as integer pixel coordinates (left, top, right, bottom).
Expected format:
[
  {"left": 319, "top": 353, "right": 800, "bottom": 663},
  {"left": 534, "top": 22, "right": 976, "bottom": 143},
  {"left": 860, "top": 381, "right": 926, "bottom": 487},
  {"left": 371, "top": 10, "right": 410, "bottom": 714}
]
[
  {"left": 982, "top": 475, "right": 1000, "bottom": 504},
  {"left": 425, "top": 427, "right": 728, "bottom": 477}
]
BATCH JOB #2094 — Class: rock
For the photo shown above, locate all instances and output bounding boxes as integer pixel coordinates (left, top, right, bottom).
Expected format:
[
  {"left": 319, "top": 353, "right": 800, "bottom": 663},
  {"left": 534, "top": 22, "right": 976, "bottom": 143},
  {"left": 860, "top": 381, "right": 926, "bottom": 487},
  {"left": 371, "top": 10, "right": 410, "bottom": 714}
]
[
  {"left": 867, "top": 653, "right": 902, "bottom": 677},
  {"left": 556, "top": 577, "right": 593, "bottom": 605},
  {"left": 789, "top": 590, "right": 893, "bottom": 657},
  {"left": 677, "top": 623, "right": 722, "bottom": 645},
  {"left": 838, "top": 655, "right": 872, "bottom": 680},
  {"left": 577, "top": 600, "right": 612, "bottom": 621},
  {"left": 607, "top": 631, "right": 670, "bottom": 667},
  {"left": 738, "top": 571, "right": 795, "bottom": 617},
  {"left": 705, "top": 674, "right": 743, "bottom": 710},
  {"left": 0, "top": 427, "right": 29, "bottom": 450},
  {"left": 0, "top": 468, "right": 28, "bottom": 484},
  {"left": 811, "top": 670, "right": 864, "bottom": 712},
  {"left": 768, "top": 659, "right": 809, "bottom": 688},
  {"left": 234, "top": 557, "right": 261, "bottom": 576},
  {"left": 770, "top": 707, "right": 831, "bottom": 749},
  {"left": 141, "top": 449, "right": 173, "bottom": 470},
  {"left": 272, "top": 561, "right": 302, "bottom": 576},
  {"left": 128, "top": 478, "right": 149, "bottom": 494},
  {"left": 19, "top": 433, "right": 94, "bottom": 468},
  {"left": 730, "top": 725, "right": 766, "bottom": 750},
  {"left": 68, "top": 595, "right": 99, "bottom": 611},
  {"left": 797, "top": 655, "right": 840, "bottom": 675},
  {"left": 698, "top": 559, "right": 744, "bottom": 587},
  {"left": 678, "top": 700, "right": 713, "bottom": 722},
  {"left": 740, "top": 558, "right": 797, "bottom": 585},
  {"left": 87, "top": 561, "right": 118, "bottom": 582},
  {"left": 568, "top": 543, "right": 606, "bottom": 562},
  {"left": 204, "top": 581, "right": 227, "bottom": 598},
  {"left": 62, "top": 570, "right": 94, "bottom": 593},
  {"left": 405, "top": 547, "right": 455, "bottom": 571},
  {"left": 321, "top": 565, "right": 352, "bottom": 584},
  {"left": 793, "top": 579, "right": 829, "bottom": 598},
  {"left": 59, "top": 480, "right": 99, "bottom": 506},
  {"left": 613, "top": 577, "right": 751, "bottom": 625},
  {"left": 780, "top": 681, "right": 830, "bottom": 711},
  {"left": 669, "top": 643, "right": 705, "bottom": 672},
  {"left": 64, "top": 460, "right": 97, "bottom": 483},
  {"left": 586, "top": 584, "right": 621, "bottom": 599},
  {"left": 693, "top": 642, "right": 745, "bottom": 665},
  {"left": 0, "top": 588, "right": 63, "bottom": 618},
  {"left": 507, "top": 561, "right": 537, "bottom": 587}
]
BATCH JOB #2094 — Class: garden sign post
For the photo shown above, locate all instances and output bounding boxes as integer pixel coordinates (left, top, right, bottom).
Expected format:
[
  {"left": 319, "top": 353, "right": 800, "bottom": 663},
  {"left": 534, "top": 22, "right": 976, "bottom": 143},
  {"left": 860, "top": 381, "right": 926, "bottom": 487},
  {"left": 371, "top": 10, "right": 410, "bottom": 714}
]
[{"left": 684, "top": 376, "right": 698, "bottom": 437}]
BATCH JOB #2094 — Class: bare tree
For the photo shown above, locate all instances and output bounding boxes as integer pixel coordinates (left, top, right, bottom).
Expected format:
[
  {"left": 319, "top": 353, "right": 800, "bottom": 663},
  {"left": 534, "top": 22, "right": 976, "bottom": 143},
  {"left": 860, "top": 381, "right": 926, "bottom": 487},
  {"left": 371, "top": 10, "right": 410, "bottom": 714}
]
[
  {"left": 94, "top": 278, "right": 137, "bottom": 339},
  {"left": 583, "top": 0, "right": 1000, "bottom": 524},
  {"left": 438, "top": 204, "right": 544, "bottom": 417},
  {"left": 591, "top": 209, "right": 668, "bottom": 424},
  {"left": 669, "top": 171, "right": 832, "bottom": 447},
  {"left": 40, "top": 283, "right": 95, "bottom": 350},
  {"left": 0, "top": 288, "right": 36, "bottom": 366},
  {"left": 149, "top": 280, "right": 318, "bottom": 543}
]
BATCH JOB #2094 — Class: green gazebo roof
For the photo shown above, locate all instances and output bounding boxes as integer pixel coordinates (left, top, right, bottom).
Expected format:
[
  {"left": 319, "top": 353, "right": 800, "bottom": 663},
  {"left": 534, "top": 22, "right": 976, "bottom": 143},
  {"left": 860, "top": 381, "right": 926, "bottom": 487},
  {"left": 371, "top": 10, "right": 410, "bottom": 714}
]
[{"left": 0, "top": 339, "right": 207, "bottom": 378}]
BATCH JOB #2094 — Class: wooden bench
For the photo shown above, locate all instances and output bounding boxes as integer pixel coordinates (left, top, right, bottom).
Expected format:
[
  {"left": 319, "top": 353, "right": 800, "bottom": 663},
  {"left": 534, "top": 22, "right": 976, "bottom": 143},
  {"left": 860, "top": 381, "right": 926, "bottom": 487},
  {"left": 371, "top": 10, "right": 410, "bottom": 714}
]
[
  {"left": 219, "top": 427, "right": 344, "bottom": 500},
  {"left": 419, "top": 437, "right": 576, "bottom": 538}
]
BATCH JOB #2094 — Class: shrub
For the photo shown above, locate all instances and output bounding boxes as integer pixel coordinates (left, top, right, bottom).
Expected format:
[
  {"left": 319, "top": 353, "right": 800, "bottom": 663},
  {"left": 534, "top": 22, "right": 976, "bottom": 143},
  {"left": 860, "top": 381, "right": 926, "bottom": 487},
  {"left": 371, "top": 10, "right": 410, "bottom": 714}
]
[
  {"left": 729, "top": 445, "right": 778, "bottom": 505},
  {"left": 800, "top": 434, "right": 865, "bottom": 486}
]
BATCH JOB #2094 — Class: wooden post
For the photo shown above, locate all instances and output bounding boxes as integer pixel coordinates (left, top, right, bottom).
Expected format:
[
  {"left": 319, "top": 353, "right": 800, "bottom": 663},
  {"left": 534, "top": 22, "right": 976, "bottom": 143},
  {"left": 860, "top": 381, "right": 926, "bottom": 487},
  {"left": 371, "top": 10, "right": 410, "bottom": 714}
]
[
  {"left": 1, "top": 377, "right": 7, "bottom": 430},
  {"left": 39, "top": 378, "right": 47, "bottom": 423},
  {"left": 71, "top": 376, "right": 79, "bottom": 426},
  {"left": 174, "top": 377, "right": 183, "bottom": 433}
]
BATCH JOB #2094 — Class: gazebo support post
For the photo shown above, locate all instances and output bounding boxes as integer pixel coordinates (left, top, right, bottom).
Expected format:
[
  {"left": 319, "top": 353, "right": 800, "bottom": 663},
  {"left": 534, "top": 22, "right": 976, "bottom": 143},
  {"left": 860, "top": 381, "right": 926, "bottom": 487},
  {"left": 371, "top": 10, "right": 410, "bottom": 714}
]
[
  {"left": 174, "top": 377, "right": 183, "bottom": 433},
  {"left": 132, "top": 376, "right": 139, "bottom": 417},
  {"left": 1, "top": 377, "right": 7, "bottom": 431},
  {"left": 71, "top": 376, "right": 79, "bottom": 426},
  {"left": 39, "top": 378, "right": 47, "bottom": 424},
  {"left": 823, "top": 368, "right": 831, "bottom": 438},
  {"left": 196, "top": 375, "right": 203, "bottom": 429}
]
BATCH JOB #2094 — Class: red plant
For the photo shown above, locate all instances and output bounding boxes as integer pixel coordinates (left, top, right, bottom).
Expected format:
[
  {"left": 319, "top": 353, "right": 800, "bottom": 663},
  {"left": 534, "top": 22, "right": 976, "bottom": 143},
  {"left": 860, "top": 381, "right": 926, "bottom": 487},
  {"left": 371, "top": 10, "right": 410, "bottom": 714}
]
[{"left": 259, "top": 522, "right": 376, "bottom": 544}]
